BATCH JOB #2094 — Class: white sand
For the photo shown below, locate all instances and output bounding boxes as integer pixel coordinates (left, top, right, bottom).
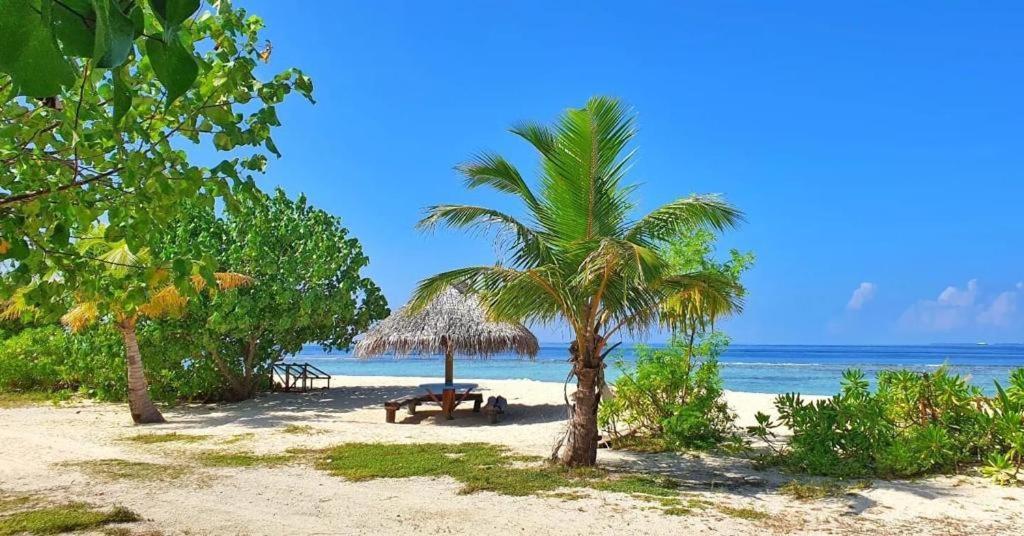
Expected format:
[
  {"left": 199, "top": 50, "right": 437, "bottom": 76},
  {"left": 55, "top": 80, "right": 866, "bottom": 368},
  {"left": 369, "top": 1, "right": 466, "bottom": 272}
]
[{"left": 1, "top": 375, "right": 1022, "bottom": 535}]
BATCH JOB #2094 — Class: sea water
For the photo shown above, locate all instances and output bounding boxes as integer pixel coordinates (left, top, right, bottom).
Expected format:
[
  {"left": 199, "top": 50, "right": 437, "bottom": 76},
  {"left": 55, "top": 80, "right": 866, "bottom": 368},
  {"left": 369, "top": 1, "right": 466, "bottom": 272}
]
[{"left": 294, "top": 344, "right": 1024, "bottom": 396}]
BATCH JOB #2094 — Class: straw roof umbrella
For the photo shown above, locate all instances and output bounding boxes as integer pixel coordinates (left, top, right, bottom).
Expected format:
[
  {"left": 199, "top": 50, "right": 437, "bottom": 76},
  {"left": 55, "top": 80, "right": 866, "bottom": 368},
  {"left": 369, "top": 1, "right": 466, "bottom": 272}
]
[{"left": 354, "top": 286, "right": 539, "bottom": 388}]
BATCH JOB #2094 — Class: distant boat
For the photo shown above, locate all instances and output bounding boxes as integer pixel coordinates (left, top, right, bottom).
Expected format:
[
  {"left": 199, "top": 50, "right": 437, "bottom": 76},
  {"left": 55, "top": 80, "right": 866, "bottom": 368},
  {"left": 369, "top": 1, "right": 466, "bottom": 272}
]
[{"left": 977, "top": 341, "right": 989, "bottom": 346}]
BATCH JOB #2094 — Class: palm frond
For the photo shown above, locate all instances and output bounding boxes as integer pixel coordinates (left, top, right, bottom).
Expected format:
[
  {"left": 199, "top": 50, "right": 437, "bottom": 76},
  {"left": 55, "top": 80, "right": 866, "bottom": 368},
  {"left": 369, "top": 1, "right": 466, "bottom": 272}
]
[
  {"left": 0, "top": 287, "right": 39, "bottom": 322},
  {"left": 138, "top": 286, "right": 189, "bottom": 318},
  {"left": 626, "top": 195, "right": 744, "bottom": 244},
  {"left": 417, "top": 205, "right": 551, "bottom": 267},
  {"left": 457, "top": 153, "right": 539, "bottom": 209},
  {"left": 189, "top": 272, "right": 254, "bottom": 292},
  {"left": 61, "top": 301, "right": 99, "bottom": 333}
]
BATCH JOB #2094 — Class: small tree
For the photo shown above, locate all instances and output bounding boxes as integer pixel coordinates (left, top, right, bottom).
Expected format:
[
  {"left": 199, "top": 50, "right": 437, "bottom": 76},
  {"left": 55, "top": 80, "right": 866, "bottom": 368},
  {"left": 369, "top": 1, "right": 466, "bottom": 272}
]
[
  {"left": 62, "top": 235, "right": 250, "bottom": 423},
  {"left": 412, "top": 97, "right": 743, "bottom": 466},
  {"left": 155, "top": 189, "right": 389, "bottom": 400}
]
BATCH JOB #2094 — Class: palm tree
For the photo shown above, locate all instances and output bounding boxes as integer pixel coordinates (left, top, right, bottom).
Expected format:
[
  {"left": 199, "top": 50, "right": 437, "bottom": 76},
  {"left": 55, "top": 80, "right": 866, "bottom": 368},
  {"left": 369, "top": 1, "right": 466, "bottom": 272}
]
[
  {"left": 61, "top": 238, "right": 251, "bottom": 424},
  {"left": 412, "top": 97, "right": 744, "bottom": 466}
]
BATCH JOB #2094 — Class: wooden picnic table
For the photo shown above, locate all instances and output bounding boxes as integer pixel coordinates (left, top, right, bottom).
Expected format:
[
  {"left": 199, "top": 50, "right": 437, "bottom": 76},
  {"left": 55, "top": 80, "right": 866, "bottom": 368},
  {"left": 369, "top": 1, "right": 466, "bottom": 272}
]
[{"left": 419, "top": 382, "right": 479, "bottom": 420}]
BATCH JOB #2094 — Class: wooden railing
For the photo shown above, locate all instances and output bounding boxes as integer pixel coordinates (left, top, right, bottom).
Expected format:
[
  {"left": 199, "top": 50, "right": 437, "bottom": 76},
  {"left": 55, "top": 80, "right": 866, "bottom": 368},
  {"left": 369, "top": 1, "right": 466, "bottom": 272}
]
[{"left": 270, "top": 362, "right": 331, "bottom": 392}]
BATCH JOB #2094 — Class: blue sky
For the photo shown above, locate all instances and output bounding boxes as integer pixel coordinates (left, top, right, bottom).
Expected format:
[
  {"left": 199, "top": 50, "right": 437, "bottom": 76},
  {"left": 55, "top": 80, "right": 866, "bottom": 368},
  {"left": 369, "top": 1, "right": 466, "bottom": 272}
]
[{"left": 236, "top": 1, "right": 1023, "bottom": 344}]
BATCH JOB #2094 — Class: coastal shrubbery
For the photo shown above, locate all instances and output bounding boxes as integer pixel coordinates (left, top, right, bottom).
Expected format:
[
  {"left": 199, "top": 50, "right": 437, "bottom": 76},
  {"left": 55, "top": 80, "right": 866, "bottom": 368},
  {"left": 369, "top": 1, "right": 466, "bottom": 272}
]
[
  {"left": 749, "top": 367, "right": 1024, "bottom": 484},
  {"left": 599, "top": 334, "right": 737, "bottom": 451},
  {"left": 0, "top": 324, "right": 224, "bottom": 403}
]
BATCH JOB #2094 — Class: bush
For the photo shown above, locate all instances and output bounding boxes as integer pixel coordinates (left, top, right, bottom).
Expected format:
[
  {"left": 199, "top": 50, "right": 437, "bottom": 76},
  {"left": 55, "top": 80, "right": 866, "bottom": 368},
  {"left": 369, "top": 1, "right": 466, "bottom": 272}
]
[
  {"left": 599, "top": 333, "right": 736, "bottom": 451},
  {"left": 0, "top": 323, "right": 236, "bottom": 403},
  {"left": 749, "top": 367, "right": 1024, "bottom": 483}
]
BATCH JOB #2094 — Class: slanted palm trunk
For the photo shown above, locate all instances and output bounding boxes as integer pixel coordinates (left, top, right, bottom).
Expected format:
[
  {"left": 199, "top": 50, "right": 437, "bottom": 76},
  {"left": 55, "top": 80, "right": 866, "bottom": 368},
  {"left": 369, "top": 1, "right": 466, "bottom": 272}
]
[
  {"left": 559, "top": 340, "right": 603, "bottom": 466},
  {"left": 117, "top": 317, "right": 166, "bottom": 424}
]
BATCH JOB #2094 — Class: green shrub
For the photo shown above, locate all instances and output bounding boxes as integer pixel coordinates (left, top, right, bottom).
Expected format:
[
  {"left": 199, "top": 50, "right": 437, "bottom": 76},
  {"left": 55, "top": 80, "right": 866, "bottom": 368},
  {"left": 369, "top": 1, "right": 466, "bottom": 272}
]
[
  {"left": 749, "top": 366, "right": 1024, "bottom": 483},
  {"left": 599, "top": 333, "right": 736, "bottom": 450},
  {"left": 0, "top": 323, "right": 235, "bottom": 403}
]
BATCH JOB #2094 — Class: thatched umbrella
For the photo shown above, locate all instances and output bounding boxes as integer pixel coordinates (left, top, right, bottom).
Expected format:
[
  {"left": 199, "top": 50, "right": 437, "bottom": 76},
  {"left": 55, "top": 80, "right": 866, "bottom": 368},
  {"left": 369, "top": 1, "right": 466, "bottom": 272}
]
[{"left": 355, "top": 286, "right": 538, "bottom": 416}]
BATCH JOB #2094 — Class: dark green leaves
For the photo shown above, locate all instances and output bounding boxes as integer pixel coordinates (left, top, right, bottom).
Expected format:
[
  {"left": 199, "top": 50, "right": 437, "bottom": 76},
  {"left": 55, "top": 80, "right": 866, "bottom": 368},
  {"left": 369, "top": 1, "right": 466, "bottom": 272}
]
[
  {"left": 112, "top": 65, "right": 132, "bottom": 125},
  {"left": 146, "top": 35, "right": 198, "bottom": 105},
  {"left": 0, "top": 0, "right": 76, "bottom": 96},
  {"left": 52, "top": 1, "right": 98, "bottom": 57},
  {"left": 148, "top": 0, "right": 199, "bottom": 27},
  {"left": 0, "top": 0, "right": 202, "bottom": 99},
  {"left": 92, "top": 0, "right": 135, "bottom": 68}
]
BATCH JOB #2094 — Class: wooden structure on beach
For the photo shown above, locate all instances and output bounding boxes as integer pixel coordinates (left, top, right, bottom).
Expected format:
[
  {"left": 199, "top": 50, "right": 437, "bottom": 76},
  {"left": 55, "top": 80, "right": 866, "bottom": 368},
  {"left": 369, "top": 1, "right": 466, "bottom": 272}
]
[{"left": 270, "top": 362, "right": 331, "bottom": 392}]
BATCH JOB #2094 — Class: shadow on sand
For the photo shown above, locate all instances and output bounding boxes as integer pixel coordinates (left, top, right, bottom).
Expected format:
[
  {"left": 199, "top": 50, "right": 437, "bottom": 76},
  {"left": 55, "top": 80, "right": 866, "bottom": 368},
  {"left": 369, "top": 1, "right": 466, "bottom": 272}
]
[{"left": 167, "top": 384, "right": 567, "bottom": 429}]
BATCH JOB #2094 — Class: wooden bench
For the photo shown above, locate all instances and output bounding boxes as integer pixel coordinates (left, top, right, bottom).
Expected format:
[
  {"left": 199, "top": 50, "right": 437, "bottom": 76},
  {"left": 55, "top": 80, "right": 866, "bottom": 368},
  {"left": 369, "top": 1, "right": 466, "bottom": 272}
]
[
  {"left": 385, "top": 393, "right": 485, "bottom": 423},
  {"left": 482, "top": 395, "right": 507, "bottom": 424}
]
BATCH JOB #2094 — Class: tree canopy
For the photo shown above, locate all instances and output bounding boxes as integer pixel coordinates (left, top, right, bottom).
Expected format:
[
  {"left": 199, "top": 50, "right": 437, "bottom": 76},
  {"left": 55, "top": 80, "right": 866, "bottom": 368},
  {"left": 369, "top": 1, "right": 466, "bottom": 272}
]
[
  {"left": 0, "top": 0, "right": 313, "bottom": 315},
  {"left": 153, "top": 189, "right": 389, "bottom": 399}
]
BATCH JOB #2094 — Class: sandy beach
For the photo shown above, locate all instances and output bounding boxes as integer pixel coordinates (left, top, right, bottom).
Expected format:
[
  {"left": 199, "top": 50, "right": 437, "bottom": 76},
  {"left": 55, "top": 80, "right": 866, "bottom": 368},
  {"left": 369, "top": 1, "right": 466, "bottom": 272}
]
[{"left": 2, "top": 375, "right": 1022, "bottom": 535}]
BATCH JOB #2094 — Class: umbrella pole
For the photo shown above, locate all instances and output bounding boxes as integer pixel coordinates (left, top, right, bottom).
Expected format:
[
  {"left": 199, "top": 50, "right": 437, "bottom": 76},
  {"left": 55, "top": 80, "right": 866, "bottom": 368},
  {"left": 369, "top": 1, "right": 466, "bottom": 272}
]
[{"left": 443, "top": 341, "right": 455, "bottom": 419}]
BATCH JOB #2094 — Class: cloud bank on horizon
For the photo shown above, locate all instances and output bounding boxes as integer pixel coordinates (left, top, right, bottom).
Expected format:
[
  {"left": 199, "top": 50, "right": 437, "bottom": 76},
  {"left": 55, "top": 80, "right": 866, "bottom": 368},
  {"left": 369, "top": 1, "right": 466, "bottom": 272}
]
[{"left": 898, "top": 279, "right": 1021, "bottom": 333}]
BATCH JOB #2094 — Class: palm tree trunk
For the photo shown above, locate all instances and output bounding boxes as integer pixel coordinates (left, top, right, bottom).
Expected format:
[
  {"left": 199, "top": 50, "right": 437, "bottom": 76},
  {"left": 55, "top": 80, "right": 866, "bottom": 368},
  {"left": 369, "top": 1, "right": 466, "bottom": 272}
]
[
  {"left": 117, "top": 318, "right": 166, "bottom": 424},
  {"left": 561, "top": 364, "right": 600, "bottom": 466}
]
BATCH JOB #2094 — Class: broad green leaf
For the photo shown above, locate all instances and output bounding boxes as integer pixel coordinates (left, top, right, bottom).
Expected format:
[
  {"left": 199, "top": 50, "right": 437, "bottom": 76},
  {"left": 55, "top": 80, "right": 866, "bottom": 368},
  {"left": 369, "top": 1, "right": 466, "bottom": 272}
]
[
  {"left": 147, "top": 34, "right": 198, "bottom": 105},
  {"left": 0, "top": 0, "right": 76, "bottom": 96},
  {"left": 112, "top": 65, "right": 132, "bottom": 125},
  {"left": 149, "top": 0, "right": 199, "bottom": 27},
  {"left": 52, "top": 0, "right": 96, "bottom": 57},
  {"left": 91, "top": 0, "right": 135, "bottom": 68}
]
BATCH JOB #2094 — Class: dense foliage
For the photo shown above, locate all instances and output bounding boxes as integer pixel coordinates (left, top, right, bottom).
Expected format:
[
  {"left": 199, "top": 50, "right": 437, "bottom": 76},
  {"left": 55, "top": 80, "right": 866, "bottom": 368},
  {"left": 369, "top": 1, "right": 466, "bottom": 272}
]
[
  {"left": 598, "top": 230, "right": 752, "bottom": 452},
  {"left": 412, "top": 96, "right": 744, "bottom": 466},
  {"left": 0, "top": 0, "right": 210, "bottom": 99},
  {"left": 0, "top": 324, "right": 224, "bottom": 402},
  {"left": 153, "top": 189, "right": 389, "bottom": 400},
  {"left": 0, "top": 189, "right": 388, "bottom": 406},
  {"left": 749, "top": 367, "right": 1024, "bottom": 484},
  {"left": 599, "top": 334, "right": 736, "bottom": 451},
  {"left": 1, "top": 1, "right": 312, "bottom": 318}
]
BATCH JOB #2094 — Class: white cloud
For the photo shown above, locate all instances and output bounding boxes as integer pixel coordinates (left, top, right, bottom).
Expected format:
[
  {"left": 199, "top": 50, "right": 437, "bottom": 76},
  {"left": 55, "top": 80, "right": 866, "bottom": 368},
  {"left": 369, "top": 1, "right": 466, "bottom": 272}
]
[
  {"left": 846, "top": 282, "right": 877, "bottom": 311},
  {"left": 900, "top": 279, "right": 1022, "bottom": 332},
  {"left": 978, "top": 291, "right": 1018, "bottom": 327}
]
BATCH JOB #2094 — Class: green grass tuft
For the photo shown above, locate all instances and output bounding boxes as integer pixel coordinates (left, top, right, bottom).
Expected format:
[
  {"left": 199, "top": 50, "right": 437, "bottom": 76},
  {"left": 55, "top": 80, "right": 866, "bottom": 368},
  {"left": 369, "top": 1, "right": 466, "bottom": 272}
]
[
  {"left": 778, "top": 479, "right": 856, "bottom": 501},
  {"left": 718, "top": 505, "right": 771, "bottom": 521},
  {"left": 591, "top": 475, "right": 679, "bottom": 497},
  {"left": 0, "top": 504, "right": 140, "bottom": 535},
  {"left": 220, "top": 433, "right": 255, "bottom": 445},
  {"left": 280, "top": 424, "right": 322, "bottom": 435},
  {"left": 123, "top": 432, "right": 206, "bottom": 444},
  {"left": 69, "top": 459, "right": 189, "bottom": 482},
  {"left": 196, "top": 452, "right": 294, "bottom": 468}
]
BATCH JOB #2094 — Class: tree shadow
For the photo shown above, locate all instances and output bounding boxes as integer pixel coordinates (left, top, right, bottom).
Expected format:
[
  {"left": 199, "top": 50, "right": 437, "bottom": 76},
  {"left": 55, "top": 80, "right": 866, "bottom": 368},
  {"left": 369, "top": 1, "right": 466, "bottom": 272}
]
[{"left": 162, "top": 385, "right": 568, "bottom": 430}]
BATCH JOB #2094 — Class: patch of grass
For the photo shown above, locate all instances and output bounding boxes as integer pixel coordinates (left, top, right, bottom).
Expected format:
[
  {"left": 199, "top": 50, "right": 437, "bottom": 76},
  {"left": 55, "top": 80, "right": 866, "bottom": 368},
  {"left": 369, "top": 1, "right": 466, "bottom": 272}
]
[
  {"left": 123, "top": 432, "right": 206, "bottom": 445},
  {"left": 69, "top": 459, "right": 189, "bottom": 482},
  {"left": 0, "top": 504, "right": 140, "bottom": 535},
  {"left": 718, "top": 505, "right": 771, "bottom": 521},
  {"left": 0, "top": 494, "right": 35, "bottom": 514},
  {"left": 317, "top": 442, "right": 686, "bottom": 502},
  {"left": 541, "top": 491, "right": 590, "bottom": 501},
  {"left": 280, "top": 424, "right": 323, "bottom": 435},
  {"left": 220, "top": 433, "right": 255, "bottom": 445},
  {"left": 591, "top": 475, "right": 679, "bottom": 497},
  {"left": 778, "top": 480, "right": 852, "bottom": 501},
  {"left": 0, "top": 391, "right": 55, "bottom": 409},
  {"left": 196, "top": 452, "right": 294, "bottom": 468}
]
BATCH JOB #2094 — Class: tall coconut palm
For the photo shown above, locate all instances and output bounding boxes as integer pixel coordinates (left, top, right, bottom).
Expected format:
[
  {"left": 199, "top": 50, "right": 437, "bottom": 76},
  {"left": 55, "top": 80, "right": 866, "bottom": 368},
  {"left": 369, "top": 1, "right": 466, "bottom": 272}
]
[
  {"left": 62, "top": 238, "right": 251, "bottom": 424},
  {"left": 412, "top": 97, "right": 744, "bottom": 466}
]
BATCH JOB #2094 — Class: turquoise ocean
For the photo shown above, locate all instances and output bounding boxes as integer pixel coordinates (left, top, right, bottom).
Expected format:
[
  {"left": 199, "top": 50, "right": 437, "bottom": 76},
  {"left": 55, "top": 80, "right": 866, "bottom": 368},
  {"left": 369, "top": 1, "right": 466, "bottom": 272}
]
[{"left": 294, "top": 343, "right": 1024, "bottom": 395}]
